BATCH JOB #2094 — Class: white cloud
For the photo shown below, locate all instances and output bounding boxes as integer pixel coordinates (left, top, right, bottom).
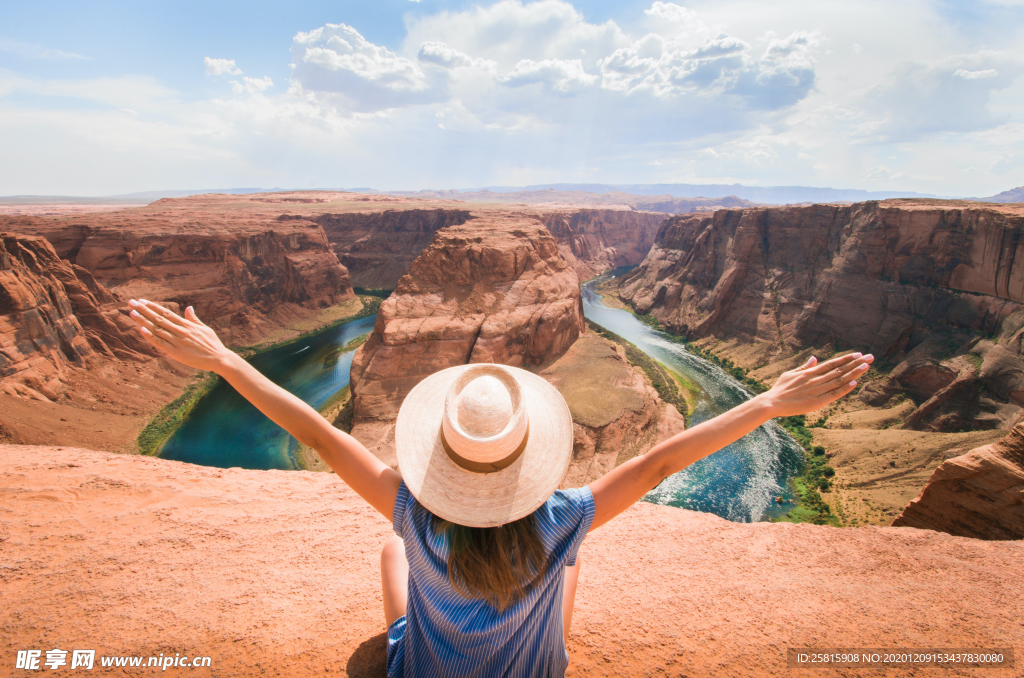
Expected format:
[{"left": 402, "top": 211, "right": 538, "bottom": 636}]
[
  {"left": 855, "top": 51, "right": 1020, "bottom": 142},
  {"left": 232, "top": 76, "right": 273, "bottom": 94},
  {"left": 954, "top": 68, "right": 998, "bottom": 79},
  {"left": 204, "top": 57, "right": 242, "bottom": 76},
  {"left": 2, "top": 0, "right": 1024, "bottom": 198},
  {"left": 290, "top": 23, "right": 446, "bottom": 112},
  {"left": 404, "top": 0, "right": 629, "bottom": 71},
  {"left": 0, "top": 39, "right": 88, "bottom": 60},
  {"left": 417, "top": 42, "right": 495, "bottom": 71},
  {"left": 501, "top": 58, "right": 596, "bottom": 93}
]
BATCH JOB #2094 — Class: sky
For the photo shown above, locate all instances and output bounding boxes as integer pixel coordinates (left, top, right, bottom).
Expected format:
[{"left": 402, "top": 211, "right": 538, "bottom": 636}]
[{"left": 1, "top": 0, "right": 1022, "bottom": 197}]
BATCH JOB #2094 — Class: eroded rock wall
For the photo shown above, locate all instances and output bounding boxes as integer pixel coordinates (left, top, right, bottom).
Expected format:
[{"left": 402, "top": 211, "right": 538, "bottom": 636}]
[
  {"left": 0, "top": 233, "right": 158, "bottom": 402},
  {"left": 541, "top": 209, "right": 666, "bottom": 280},
  {"left": 893, "top": 422, "right": 1024, "bottom": 539},
  {"left": 313, "top": 209, "right": 473, "bottom": 289},
  {"left": 617, "top": 200, "right": 1024, "bottom": 432}
]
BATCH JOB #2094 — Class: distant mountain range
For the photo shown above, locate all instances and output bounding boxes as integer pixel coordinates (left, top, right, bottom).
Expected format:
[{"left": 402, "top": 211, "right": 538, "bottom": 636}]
[{"left": 2, "top": 183, "right": 1021, "bottom": 206}]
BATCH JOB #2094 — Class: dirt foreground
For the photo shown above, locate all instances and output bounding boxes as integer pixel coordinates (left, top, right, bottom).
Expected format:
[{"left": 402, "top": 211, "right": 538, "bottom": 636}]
[{"left": 1, "top": 445, "right": 1020, "bottom": 677}]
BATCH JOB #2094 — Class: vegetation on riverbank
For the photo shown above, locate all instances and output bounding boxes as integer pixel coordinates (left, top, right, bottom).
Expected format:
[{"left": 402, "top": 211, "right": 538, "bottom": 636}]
[
  {"left": 324, "top": 334, "right": 367, "bottom": 367},
  {"left": 232, "top": 295, "right": 383, "bottom": 356},
  {"left": 586, "top": 320, "right": 698, "bottom": 423},
  {"left": 136, "top": 371, "right": 218, "bottom": 455}
]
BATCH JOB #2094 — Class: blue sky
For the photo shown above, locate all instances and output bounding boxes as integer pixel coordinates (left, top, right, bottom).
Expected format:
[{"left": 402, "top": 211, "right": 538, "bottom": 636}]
[{"left": 1, "top": 0, "right": 1022, "bottom": 196}]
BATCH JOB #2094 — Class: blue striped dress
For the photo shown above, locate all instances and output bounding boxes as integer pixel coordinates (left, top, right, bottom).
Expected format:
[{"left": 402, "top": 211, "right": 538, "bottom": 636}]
[{"left": 387, "top": 480, "right": 596, "bottom": 677}]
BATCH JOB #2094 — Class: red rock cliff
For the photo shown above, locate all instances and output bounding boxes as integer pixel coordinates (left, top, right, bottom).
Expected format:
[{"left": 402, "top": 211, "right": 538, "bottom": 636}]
[
  {"left": 6, "top": 198, "right": 356, "bottom": 347},
  {"left": 541, "top": 209, "right": 666, "bottom": 280},
  {"left": 348, "top": 217, "right": 586, "bottom": 462},
  {"left": 312, "top": 209, "right": 473, "bottom": 289},
  {"left": 617, "top": 200, "right": 1024, "bottom": 432},
  {"left": 0, "top": 233, "right": 157, "bottom": 401},
  {"left": 892, "top": 422, "right": 1024, "bottom": 539},
  {"left": 315, "top": 207, "right": 665, "bottom": 288}
]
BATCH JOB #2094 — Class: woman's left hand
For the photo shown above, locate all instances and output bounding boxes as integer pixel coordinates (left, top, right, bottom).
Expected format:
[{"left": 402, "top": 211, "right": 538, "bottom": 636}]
[{"left": 758, "top": 352, "right": 874, "bottom": 418}]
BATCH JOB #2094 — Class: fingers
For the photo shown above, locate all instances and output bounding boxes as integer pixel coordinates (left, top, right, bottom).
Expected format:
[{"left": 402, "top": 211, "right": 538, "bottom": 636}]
[
  {"left": 807, "top": 358, "right": 871, "bottom": 393},
  {"left": 814, "top": 375, "right": 861, "bottom": 407},
  {"left": 137, "top": 324, "right": 174, "bottom": 352},
  {"left": 184, "top": 305, "right": 206, "bottom": 326},
  {"left": 804, "top": 352, "right": 868, "bottom": 377},
  {"left": 129, "top": 299, "right": 189, "bottom": 336},
  {"left": 128, "top": 302, "right": 181, "bottom": 344},
  {"left": 796, "top": 355, "right": 817, "bottom": 371}
]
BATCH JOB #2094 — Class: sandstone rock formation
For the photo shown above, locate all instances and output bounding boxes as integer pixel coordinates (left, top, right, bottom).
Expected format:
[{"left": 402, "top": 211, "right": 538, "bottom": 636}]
[
  {"left": 0, "top": 233, "right": 156, "bottom": 401},
  {"left": 384, "top": 188, "right": 758, "bottom": 215},
  {"left": 311, "top": 209, "right": 473, "bottom": 289},
  {"left": 313, "top": 207, "right": 665, "bottom": 288},
  {"left": 348, "top": 218, "right": 586, "bottom": 463},
  {"left": 6, "top": 196, "right": 356, "bottom": 347},
  {"left": 0, "top": 233, "right": 197, "bottom": 452},
  {"left": 2, "top": 445, "right": 1021, "bottom": 677},
  {"left": 617, "top": 200, "right": 1024, "bottom": 434},
  {"left": 539, "top": 332, "right": 686, "bottom": 487},
  {"left": 541, "top": 209, "right": 665, "bottom": 280},
  {"left": 893, "top": 422, "right": 1024, "bottom": 539},
  {"left": 4, "top": 193, "right": 669, "bottom": 349}
]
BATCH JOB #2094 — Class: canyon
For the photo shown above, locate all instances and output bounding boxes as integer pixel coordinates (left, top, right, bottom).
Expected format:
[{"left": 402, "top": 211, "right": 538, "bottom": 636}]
[
  {"left": 0, "top": 232, "right": 193, "bottom": 451},
  {"left": 0, "top": 192, "right": 674, "bottom": 461},
  {"left": 613, "top": 199, "right": 1024, "bottom": 530},
  {"left": 1, "top": 191, "right": 1022, "bottom": 677},
  {"left": 1, "top": 445, "right": 1019, "bottom": 677},
  {"left": 4, "top": 192, "right": 1022, "bottom": 536}
]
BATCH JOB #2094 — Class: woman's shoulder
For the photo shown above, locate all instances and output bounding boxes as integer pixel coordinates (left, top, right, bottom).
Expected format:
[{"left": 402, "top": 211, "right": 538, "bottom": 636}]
[{"left": 537, "top": 485, "right": 595, "bottom": 528}]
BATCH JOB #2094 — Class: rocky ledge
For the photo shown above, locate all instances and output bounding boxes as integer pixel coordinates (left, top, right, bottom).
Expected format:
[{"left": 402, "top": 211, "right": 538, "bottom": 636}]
[
  {"left": 894, "top": 422, "right": 1024, "bottom": 539},
  {"left": 1, "top": 445, "right": 1020, "bottom": 677}
]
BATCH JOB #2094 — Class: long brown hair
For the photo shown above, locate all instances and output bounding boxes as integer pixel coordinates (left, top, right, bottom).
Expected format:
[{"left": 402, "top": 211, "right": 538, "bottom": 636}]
[{"left": 430, "top": 510, "right": 549, "bottom": 612}]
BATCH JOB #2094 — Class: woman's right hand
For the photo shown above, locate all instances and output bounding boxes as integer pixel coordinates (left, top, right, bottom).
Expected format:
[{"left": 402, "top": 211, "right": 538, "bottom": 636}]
[{"left": 128, "top": 299, "right": 236, "bottom": 374}]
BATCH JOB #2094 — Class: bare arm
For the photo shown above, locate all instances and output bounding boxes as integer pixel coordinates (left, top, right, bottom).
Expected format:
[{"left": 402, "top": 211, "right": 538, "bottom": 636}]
[
  {"left": 588, "top": 352, "right": 874, "bottom": 531},
  {"left": 128, "top": 299, "right": 401, "bottom": 520}
]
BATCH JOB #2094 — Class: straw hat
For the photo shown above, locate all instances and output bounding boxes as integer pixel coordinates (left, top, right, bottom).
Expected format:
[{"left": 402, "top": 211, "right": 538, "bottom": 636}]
[{"left": 395, "top": 363, "right": 574, "bottom": 528}]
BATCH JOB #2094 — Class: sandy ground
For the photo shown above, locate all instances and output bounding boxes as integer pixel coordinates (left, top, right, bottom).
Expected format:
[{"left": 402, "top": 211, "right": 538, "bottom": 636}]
[
  {"left": 813, "top": 427, "right": 1007, "bottom": 526},
  {"left": 1, "top": 445, "right": 1020, "bottom": 677}
]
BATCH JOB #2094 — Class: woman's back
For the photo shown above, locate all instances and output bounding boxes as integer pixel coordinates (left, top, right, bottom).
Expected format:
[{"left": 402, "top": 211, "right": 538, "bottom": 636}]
[{"left": 387, "top": 480, "right": 595, "bottom": 678}]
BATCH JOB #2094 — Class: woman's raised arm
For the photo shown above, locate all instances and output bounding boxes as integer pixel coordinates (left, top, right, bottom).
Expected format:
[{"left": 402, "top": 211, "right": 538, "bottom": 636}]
[
  {"left": 128, "top": 299, "right": 401, "bottom": 520},
  {"left": 587, "top": 352, "right": 874, "bottom": 531}
]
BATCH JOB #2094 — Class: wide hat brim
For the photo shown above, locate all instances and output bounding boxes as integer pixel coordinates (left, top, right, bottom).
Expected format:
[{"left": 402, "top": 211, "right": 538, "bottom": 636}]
[{"left": 395, "top": 364, "right": 573, "bottom": 528}]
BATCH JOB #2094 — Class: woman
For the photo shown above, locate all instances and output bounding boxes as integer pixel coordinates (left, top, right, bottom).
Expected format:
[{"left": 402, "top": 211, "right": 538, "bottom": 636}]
[{"left": 127, "top": 298, "right": 872, "bottom": 677}]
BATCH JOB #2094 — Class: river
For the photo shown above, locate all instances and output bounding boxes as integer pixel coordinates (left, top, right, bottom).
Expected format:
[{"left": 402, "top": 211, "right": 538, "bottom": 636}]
[
  {"left": 158, "top": 315, "right": 376, "bottom": 470},
  {"left": 159, "top": 277, "right": 803, "bottom": 522},
  {"left": 581, "top": 272, "right": 803, "bottom": 522}
]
